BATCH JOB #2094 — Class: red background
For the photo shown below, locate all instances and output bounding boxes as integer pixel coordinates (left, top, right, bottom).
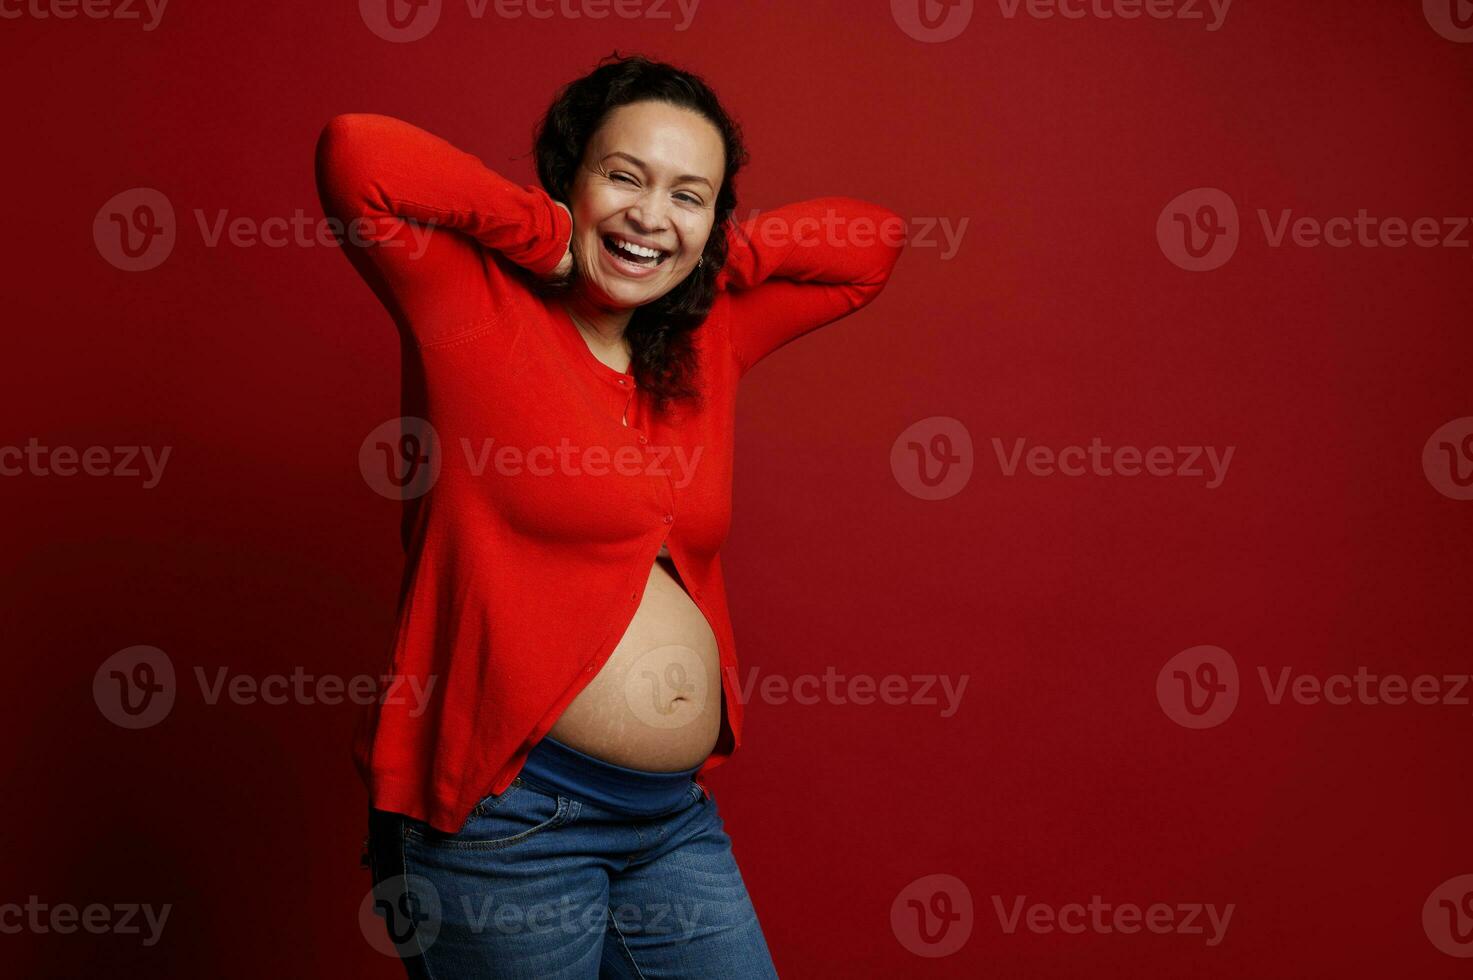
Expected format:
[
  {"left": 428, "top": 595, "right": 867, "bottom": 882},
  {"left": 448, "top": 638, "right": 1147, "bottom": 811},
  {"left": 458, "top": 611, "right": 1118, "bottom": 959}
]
[{"left": 3, "top": 1, "right": 1471, "bottom": 976}]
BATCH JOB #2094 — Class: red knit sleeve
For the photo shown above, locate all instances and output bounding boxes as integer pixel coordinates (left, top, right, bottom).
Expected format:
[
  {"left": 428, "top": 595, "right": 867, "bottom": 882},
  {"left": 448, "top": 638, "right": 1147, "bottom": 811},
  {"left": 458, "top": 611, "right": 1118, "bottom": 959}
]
[
  {"left": 717, "top": 198, "right": 905, "bottom": 376},
  {"left": 314, "top": 112, "right": 572, "bottom": 345}
]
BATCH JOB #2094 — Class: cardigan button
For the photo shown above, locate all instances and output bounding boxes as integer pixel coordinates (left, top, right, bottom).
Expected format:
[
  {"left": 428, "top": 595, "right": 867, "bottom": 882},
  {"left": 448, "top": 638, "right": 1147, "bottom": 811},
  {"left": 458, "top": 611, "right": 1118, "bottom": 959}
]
[{"left": 662, "top": 514, "right": 673, "bottom": 523}]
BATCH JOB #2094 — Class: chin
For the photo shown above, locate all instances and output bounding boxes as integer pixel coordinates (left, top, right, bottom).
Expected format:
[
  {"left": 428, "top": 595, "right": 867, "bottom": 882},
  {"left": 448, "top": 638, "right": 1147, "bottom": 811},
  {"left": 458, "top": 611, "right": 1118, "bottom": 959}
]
[{"left": 589, "top": 274, "right": 669, "bottom": 308}]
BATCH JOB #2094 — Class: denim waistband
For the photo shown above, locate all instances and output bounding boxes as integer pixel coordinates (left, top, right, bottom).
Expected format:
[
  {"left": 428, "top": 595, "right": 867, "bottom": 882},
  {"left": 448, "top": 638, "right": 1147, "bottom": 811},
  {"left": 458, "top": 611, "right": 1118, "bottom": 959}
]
[{"left": 518, "top": 735, "right": 702, "bottom": 817}]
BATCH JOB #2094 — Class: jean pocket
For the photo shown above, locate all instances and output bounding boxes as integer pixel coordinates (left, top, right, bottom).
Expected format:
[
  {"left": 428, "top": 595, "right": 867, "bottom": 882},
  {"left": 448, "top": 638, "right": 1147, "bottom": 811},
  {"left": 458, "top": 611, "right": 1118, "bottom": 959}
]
[{"left": 401, "top": 777, "right": 575, "bottom": 852}]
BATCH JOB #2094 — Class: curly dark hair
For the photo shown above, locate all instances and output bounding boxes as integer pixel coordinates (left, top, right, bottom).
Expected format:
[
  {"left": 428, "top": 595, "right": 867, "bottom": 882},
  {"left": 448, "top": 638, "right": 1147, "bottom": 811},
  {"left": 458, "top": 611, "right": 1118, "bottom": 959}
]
[{"left": 525, "top": 52, "right": 749, "bottom": 417}]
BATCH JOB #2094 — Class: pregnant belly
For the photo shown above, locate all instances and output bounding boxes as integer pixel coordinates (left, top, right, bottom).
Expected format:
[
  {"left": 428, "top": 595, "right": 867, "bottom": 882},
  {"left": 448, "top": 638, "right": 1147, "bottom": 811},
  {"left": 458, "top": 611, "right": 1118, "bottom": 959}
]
[{"left": 545, "top": 548, "right": 722, "bottom": 771}]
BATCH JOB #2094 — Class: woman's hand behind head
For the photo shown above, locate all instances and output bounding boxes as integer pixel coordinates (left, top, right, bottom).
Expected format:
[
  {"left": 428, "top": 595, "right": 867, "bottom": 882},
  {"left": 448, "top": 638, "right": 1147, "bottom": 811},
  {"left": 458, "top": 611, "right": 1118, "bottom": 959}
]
[{"left": 550, "top": 200, "right": 574, "bottom": 279}]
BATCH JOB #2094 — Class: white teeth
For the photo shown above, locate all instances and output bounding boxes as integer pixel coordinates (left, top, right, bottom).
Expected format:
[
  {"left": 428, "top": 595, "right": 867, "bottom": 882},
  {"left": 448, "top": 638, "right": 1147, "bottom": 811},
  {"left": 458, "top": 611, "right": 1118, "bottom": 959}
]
[{"left": 612, "top": 236, "right": 663, "bottom": 259}]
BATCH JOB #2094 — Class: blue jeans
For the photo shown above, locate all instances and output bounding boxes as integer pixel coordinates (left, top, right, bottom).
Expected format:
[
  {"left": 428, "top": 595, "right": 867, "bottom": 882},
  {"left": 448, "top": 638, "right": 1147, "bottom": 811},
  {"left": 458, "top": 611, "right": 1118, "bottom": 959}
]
[{"left": 364, "top": 774, "right": 780, "bottom": 978}]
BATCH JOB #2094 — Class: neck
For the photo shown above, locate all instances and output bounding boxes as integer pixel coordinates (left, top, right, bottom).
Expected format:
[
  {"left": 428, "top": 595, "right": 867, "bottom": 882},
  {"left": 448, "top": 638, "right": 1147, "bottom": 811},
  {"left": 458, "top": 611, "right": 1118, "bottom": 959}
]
[{"left": 564, "top": 290, "right": 634, "bottom": 348}]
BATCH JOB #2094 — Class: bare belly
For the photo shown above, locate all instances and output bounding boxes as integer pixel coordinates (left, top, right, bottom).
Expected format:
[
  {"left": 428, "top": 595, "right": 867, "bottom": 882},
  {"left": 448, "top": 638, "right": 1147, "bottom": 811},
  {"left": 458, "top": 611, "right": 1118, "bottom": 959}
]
[{"left": 545, "top": 542, "right": 722, "bottom": 771}]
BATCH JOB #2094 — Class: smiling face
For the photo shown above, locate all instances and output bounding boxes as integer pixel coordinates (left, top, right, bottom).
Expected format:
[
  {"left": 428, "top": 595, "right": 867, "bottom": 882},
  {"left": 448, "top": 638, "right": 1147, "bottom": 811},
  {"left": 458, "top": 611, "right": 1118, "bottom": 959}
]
[{"left": 568, "top": 100, "right": 725, "bottom": 310}]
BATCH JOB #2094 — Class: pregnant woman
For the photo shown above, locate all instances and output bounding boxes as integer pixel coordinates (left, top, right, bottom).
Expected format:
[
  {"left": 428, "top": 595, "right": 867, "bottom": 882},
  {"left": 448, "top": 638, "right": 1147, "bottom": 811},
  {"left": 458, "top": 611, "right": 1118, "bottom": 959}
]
[{"left": 315, "top": 53, "right": 903, "bottom": 978}]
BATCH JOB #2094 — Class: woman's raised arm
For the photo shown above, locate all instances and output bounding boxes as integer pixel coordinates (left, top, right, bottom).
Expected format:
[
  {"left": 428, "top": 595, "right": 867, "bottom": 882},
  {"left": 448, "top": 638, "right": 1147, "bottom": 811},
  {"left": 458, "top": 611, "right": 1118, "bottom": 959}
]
[
  {"left": 313, "top": 112, "right": 572, "bottom": 343},
  {"left": 718, "top": 197, "right": 906, "bottom": 376}
]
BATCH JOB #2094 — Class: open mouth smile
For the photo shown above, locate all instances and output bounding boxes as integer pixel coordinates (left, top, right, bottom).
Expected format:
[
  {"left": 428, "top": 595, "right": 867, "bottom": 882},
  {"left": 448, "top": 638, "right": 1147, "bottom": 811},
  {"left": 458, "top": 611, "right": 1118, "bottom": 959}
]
[{"left": 601, "top": 234, "right": 671, "bottom": 269}]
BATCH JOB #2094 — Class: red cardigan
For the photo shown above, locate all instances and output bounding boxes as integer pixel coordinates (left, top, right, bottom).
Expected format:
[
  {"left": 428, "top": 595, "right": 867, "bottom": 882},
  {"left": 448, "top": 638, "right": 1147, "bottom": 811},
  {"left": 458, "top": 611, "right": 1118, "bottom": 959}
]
[{"left": 314, "top": 112, "right": 904, "bottom": 833}]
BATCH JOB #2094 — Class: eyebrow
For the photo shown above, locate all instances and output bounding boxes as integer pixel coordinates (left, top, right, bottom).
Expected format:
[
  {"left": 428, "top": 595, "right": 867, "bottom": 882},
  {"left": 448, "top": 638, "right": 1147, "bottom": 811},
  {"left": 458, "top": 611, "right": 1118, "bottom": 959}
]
[{"left": 601, "top": 152, "right": 714, "bottom": 192}]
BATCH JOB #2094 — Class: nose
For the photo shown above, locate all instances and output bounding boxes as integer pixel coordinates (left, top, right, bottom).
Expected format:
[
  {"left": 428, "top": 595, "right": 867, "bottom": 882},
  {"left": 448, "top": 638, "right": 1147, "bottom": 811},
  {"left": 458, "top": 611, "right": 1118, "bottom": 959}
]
[{"left": 625, "top": 189, "right": 672, "bottom": 234}]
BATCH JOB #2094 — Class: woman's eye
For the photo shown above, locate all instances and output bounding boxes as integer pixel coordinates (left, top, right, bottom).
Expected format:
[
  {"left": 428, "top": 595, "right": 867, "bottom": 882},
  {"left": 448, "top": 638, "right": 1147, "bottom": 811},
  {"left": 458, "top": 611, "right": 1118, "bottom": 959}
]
[{"left": 609, "top": 172, "right": 701, "bottom": 206}]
